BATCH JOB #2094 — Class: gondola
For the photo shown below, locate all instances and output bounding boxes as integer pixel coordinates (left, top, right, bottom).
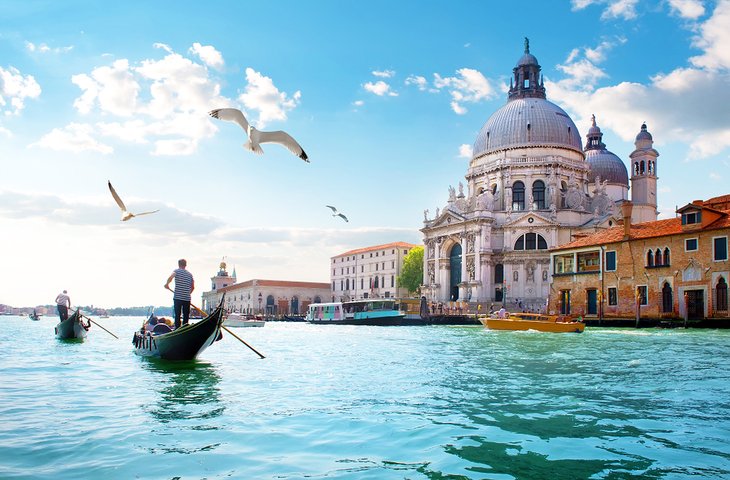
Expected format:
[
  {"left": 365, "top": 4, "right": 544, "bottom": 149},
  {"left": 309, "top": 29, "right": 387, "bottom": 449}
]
[
  {"left": 132, "top": 305, "right": 225, "bottom": 361},
  {"left": 29, "top": 310, "right": 40, "bottom": 321},
  {"left": 55, "top": 310, "right": 89, "bottom": 339}
]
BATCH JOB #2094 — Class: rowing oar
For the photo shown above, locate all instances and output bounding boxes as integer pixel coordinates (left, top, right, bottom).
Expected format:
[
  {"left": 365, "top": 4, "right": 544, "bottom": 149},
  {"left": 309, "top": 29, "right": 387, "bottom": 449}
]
[
  {"left": 80, "top": 314, "right": 119, "bottom": 339},
  {"left": 191, "top": 304, "right": 265, "bottom": 359}
]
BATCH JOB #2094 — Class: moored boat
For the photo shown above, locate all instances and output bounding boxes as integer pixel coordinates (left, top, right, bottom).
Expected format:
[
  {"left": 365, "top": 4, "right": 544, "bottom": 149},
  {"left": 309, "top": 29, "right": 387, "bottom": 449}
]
[
  {"left": 306, "top": 299, "right": 421, "bottom": 326},
  {"left": 480, "top": 312, "right": 585, "bottom": 333},
  {"left": 224, "top": 313, "right": 265, "bottom": 328},
  {"left": 132, "top": 305, "right": 225, "bottom": 360},
  {"left": 55, "top": 310, "right": 90, "bottom": 339}
]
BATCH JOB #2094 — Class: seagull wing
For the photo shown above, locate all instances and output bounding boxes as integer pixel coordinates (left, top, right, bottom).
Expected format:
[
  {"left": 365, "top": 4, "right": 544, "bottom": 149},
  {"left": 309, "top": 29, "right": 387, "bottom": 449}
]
[
  {"left": 257, "top": 130, "right": 309, "bottom": 162},
  {"left": 133, "top": 209, "right": 160, "bottom": 217},
  {"left": 209, "top": 108, "right": 250, "bottom": 135},
  {"left": 337, "top": 213, "right": 349, "bottom": 222},
  {"left": 108, "top": 181, "right": 127, "bottom": 212},
  {"left": 325, "top": 205, "right": 338, "bottom": 213}
]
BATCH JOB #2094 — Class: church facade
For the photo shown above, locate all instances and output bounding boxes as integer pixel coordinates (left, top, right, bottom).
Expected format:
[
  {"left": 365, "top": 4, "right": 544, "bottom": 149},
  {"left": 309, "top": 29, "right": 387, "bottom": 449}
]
[{"left": 420, "top": 40, "right": 659, "bottom": 311}]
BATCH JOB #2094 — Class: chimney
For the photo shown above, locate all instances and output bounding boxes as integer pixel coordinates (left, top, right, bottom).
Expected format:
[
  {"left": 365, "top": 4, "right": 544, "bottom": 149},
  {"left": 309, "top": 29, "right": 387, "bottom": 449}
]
[{"left": 621, "top": 201, "right": 633, "bottom": 239}]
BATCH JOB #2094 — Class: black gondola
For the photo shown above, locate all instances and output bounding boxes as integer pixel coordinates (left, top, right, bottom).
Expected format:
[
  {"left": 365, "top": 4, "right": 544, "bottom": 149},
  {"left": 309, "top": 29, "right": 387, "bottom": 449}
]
[
  {"left": 29, "top": 310, "right": 40, "bottom": 321},
  {"left": 55, "top": 310, "right": 89, "bottom": 339},
  {"left": 132, "top": 305, "right": 225, "bottom": 361}
]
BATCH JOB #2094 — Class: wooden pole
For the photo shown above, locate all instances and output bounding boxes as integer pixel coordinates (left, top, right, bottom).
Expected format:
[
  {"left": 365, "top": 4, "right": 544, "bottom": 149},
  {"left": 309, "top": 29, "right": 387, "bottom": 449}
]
[
  {"left": 191, "top": 303, "right": 265, "bottom": 359},
  {"left": 81, "top": 314, "right": 119, "bottom": 339}
]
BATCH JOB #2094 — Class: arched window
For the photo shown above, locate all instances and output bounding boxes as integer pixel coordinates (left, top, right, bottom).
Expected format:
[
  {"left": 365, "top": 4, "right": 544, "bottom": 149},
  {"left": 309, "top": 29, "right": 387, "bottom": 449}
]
[
  {"left": 655, "top": 248, "right": 662, "bottom": 266},
  {"left": 717, "top": 277, "right": 728, "bottom": 311},
  {"left": 664, "top": 248, "right": 670, "bottom": 266},
  {"left": 491, "top": 184, "right": 497, "bottom": 195},
  {"left": 640, "top": 161, "right": 645, "bottom": 174},
  {"left": 647, "top": 250, "right": 654, "bottom": 267},
  {"left": 532, "top": 180, "right": 546, "bottom": 209},
  {"left": 495, "top": 263, "right": 504, "bottom": 284},
  {"left": 514, "top": 233, "right": 548, "bottom": 250},
  {"left": 662, "top": 282, "right": 673, "bottom": 313},
  {"left": 560, "top": 181, "right": 568, "bottom": 208},
  {"left": 345, "top": 278, "right": 350, "bottom": 290},
  {"left": 512, "top": 181, "right": 525, "bottom": 211}
]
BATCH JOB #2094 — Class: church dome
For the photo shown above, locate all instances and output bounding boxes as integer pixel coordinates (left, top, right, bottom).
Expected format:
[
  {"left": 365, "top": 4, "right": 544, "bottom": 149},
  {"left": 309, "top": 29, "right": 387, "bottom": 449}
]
[
  {"left": 473, "top": 98, "right": 583, "bottom": 157},
  {"left": 584, "top": 115, "right": 628, "bottom": 185},
  {"left": 517, "top": 52, "right": 539, "bottom": 67}
]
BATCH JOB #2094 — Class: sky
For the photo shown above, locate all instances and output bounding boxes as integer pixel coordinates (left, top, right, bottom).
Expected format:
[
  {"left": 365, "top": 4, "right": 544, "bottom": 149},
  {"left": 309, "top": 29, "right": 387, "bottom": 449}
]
[{"left": 1, "top": 0, "right": 729, "bottom": 308}]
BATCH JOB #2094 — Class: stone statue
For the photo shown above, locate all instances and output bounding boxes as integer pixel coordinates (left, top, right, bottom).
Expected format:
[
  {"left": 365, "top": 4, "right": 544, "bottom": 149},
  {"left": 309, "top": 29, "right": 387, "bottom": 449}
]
[
  {"left": 448, "top": 185, "right": 456, "bottom": 202},
  {"left": 435, "top": 207, "right": 440, "bottom": 218},
  {"left": 458, "top": 182, "right": 464, "bottom": 197},
  {"left": 477, "top": 189, "right": 494, "bottom": 210},
  {"left": 423, "top": 209, "right": 429, "bottom": 221}
]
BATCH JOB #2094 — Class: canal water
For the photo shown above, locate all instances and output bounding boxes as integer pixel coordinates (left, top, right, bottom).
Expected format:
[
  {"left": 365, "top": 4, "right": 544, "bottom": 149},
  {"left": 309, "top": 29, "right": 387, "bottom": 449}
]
[{"left": 0, "top": 316, "right": 728, "bottom": 479}]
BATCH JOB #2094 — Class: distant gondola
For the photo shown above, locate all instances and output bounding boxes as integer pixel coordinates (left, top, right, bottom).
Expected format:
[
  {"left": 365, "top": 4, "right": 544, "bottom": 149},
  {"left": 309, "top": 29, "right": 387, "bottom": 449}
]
[
  {"left": 55, "top": 310, "right": 89, "bottom": 339},
  {"left": 29, "top": 310, "right": 40, "bottom": 321},
  {"left": 132, "top": 305, "right": 225, "bottom": 361}
]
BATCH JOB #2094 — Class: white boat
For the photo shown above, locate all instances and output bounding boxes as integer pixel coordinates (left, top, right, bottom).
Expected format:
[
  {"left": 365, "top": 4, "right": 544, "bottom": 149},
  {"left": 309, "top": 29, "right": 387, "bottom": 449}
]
[
  {"left": 224, "top": 313, "right": 265, "bottom": 328},
  {"left": 305, "top": 299, "right": 417, "bottom": 326}
]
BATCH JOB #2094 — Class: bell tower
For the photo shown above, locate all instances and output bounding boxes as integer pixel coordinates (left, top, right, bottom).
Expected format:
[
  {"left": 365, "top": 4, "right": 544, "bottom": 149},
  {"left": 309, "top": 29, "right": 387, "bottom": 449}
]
[
  {"left": 211, "top": 259, "right": 233, "bottom": 291},
  {"left": 629, "top": 123, "right": 659, "bottom": 223}
]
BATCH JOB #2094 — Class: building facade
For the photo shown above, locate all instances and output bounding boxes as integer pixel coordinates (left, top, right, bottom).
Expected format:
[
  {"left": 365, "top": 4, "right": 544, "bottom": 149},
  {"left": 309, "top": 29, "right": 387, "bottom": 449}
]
[
  {"left": 549, "top": 198, "right": 730, "bottom": 320},
  {"left": 331, "top": 241, "right": 419, "bottom": 301},
  {"left": 421, "top": 40, "right": 658, "bottom": 311},
  {"left": 201, "top": 262, "right": 330, "bottom": 316}
]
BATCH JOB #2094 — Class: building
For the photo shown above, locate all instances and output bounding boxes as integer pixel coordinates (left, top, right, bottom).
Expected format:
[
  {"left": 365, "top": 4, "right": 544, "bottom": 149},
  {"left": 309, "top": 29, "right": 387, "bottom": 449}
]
[
  {"left": 331, "top": 241, "right": 419, "bottom": 301},
  {"left": 549, "top": 198, "right": 730, "bottom": 321},
  {"left": 201, "top": 262, "right": 330, "bottom": 316},
  {"left": 421, "top": 39, "right": 658, "bottom": 310}
]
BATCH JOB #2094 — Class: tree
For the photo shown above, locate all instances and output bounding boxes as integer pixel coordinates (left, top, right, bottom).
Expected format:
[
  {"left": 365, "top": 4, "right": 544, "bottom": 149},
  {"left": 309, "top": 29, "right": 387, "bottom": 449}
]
[{"left": 397, "top": 246, "right": 424, "bottom": 295}]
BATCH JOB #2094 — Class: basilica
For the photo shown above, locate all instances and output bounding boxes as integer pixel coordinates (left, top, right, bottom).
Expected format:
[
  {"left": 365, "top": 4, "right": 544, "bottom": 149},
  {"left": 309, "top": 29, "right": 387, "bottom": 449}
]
[{"left": 421, "top": 40, "right": 659, "bottom": 311}]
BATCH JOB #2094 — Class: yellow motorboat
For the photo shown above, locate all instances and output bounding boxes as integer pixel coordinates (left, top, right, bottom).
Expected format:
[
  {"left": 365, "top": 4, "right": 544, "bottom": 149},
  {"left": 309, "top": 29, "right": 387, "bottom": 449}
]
[{"left": 480, "top": 312, "right": 585, "bottom": 333}]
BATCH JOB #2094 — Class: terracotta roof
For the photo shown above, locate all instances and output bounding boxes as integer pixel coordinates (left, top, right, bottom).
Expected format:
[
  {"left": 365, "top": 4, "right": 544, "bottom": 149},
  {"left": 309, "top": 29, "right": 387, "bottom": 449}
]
[
  {"left": 335, "top": 241, "right": 420, "bottom": 258},
  {"left": 218, "top": 279, "right": 329, "bottom": 292},
  {"left": 553, "top": 210, "right": 730, "bottom": 251}
]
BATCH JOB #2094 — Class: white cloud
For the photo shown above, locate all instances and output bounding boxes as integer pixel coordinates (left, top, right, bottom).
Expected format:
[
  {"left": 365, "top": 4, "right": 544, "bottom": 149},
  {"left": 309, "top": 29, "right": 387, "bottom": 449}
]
[
  {"left": 363, "top": 80, "right": 398, "bottom": 97},
  {"left": 690, "top": 0, "right": 730, "bottom": 70},
  {"left": 238, "top": 67, "right": 302, "bottom": 127},
  {"left": 0, "top": 66, "right": 41, "bottom": 115},
  {"left": 189, "top": 42, "right": 224, "bottom": 70},
  {"left": 25, "top": 41, "right": 73, "bottom": 54},
  {"left": 52, "top": 44, "right": 230, "bottom": 155},
  {"left": 372, "top": 69, "right": 395, "bottom": 78},
  {"left": 458, "top": 144, "right": 473, "bottom": 158},
  {"left": 31, "top": 123, "right": 114, "bottom": 154},
  {"left": 570, "top": 0, "right": 639, "bottom": 20},
  {"left": 353, "top": 100, "right": 364, "bottom": 107},
  {"left": 433, "top": 68, "right": 495, "bottom": 114},
  {"left": 710, "top": 172, "right": 722, "bottom": 180},
  {"left": 668, "top": 0, "right": 706, "bottom": 19},
  {"left": 405, "top": 75, "right": 428, "bottom": 91}
]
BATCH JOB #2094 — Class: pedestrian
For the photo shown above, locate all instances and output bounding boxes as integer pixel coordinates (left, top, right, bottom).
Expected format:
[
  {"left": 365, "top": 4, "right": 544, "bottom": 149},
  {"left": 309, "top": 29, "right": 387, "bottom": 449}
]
[
  {"left": 55, "top": 290, "right": 71, "bottom": 322},
  {"left": 164, "top": 259, "right": 195, "bottom": 329}
]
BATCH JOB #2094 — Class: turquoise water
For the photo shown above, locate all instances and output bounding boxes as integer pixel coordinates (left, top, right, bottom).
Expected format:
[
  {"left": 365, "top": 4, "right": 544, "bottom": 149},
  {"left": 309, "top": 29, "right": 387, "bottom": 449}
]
[{"left": 1, "top": 317, "right": 729, "bottom": 479}]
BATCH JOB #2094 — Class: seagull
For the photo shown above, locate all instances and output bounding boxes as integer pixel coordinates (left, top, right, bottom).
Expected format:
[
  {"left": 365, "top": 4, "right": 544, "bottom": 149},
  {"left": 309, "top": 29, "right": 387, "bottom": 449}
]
[
  {"left": 326, "top": 205, "right": 349, "bottom": 222},
  {"left": 108, "top": 181, "right": 159, "bottom": 221},
  {"left": 209, "top": 108, "right": 309, "bottom": 162}
]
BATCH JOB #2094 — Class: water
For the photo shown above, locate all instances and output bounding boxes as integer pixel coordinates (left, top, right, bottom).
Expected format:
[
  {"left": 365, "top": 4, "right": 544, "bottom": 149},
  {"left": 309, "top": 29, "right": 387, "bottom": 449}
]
[{"left": 1, "top": 316, "right": 729, "bottom": 479}]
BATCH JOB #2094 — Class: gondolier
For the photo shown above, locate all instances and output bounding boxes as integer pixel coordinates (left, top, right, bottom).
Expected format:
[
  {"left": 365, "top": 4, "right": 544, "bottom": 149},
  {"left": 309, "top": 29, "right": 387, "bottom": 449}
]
[
  {"left": 55, "top": 290, "right": 71, "bottom": 322},
  {"left": 164, "top": 259, "right": 195, "bottom": 329}
]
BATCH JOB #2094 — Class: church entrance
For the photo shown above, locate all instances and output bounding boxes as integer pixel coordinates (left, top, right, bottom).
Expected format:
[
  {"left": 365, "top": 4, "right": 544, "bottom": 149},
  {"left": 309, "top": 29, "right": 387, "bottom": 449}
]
[{"left": 449, "top": 244, "right": 462, "bottom": 301}]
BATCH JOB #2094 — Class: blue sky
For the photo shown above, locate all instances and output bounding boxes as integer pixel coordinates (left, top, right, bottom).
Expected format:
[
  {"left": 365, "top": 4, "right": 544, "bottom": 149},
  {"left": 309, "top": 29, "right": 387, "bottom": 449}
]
[{"left": 1, "top": 0, "right": 729, "bottom": 307}]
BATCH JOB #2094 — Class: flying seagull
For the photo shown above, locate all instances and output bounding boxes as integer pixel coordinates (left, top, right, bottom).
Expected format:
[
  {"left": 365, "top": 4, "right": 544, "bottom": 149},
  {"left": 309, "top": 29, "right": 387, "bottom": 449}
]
[
  {"left": 108, "top": 181, "right": 159, "bottom": 221},
  {"left": 326, "top": 205, "right": 349, "bottom": 222},
  {"left": 209, "top": 108, "right": 309, "bottom": 162}
]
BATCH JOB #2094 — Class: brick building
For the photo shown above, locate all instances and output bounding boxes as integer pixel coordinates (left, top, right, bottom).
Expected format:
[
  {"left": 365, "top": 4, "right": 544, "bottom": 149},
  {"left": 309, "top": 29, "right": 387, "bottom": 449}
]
[{"left": 548, "top": 197, "right": 730, "bottom": 321}]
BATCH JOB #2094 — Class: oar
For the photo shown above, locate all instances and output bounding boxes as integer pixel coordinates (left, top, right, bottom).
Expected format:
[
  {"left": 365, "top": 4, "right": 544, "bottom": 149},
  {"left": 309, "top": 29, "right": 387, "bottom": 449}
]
[
  {"left": 191, "top": 304, "right": 265, "bottom": 359},
  {"left": 80, "top": 314, "right": 119, "bottom": 339}
]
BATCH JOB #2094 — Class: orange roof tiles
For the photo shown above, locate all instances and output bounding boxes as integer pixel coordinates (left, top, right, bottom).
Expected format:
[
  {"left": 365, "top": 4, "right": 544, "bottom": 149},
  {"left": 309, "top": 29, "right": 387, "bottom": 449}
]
[
  {"left": 218, "top": 279, "right": 330, "bottom": 292},
  {"left": 554, "top": 209, "right": 730, "bottom": 251},
  {"left": 335, "top": 241, "right": 420, "bottom": 258}
]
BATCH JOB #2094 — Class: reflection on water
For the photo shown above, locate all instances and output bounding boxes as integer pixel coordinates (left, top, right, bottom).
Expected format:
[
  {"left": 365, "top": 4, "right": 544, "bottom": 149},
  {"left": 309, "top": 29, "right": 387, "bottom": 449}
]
[{"left": 140, "top": 358, "right": 224, "bottom": 425}]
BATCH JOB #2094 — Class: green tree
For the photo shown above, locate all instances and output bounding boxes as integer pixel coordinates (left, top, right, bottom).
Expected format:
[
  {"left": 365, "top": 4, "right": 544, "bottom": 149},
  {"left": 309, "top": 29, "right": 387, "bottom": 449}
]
[{"left": 397, "top": 246, "right": 424, "bottom": 295}]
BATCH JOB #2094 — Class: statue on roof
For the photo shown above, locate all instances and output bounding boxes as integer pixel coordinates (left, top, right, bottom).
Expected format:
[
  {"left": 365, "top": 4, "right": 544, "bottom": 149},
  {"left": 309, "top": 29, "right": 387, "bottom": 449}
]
[{"left": 524, "top": 37, "right": 530, "bottom": 53}]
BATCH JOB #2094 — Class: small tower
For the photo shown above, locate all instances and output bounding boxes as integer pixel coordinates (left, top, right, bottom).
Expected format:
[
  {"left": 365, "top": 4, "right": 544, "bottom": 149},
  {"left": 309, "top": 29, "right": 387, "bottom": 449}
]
[
  {"left": 508, "top": 37, "right": 547, "bottom": 101},
  {"left": 629, "top": 123, "right": 659, "bottom": 223},
  {"left": 211, "top": 260, "right": 233, "bottom": 291}
]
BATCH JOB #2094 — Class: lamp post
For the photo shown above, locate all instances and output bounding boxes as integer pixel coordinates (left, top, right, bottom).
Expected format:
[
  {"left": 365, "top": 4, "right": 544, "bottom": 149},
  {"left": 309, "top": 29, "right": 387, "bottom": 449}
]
[{"left": 258, "top": 292, "right": 262, "bottom": 315}]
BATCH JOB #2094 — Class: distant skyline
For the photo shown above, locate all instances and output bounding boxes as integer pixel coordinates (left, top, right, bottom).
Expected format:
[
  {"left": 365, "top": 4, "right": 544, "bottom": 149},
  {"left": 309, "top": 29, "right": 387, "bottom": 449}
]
[{"left": 1, "top": 0, "right": 729, "bottom": 307}]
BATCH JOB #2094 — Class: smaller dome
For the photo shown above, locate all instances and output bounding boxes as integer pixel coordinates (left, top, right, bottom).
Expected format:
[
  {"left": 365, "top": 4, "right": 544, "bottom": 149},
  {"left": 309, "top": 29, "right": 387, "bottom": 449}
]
[
  {"left": 586, "top": 150, "right": 629, "bottom": 185},
  {"left": 635, "top": 123, "right": 653, "bottom": 142},
  {"left": 517, "top": 53, "right": 538, "bottom": 67}
]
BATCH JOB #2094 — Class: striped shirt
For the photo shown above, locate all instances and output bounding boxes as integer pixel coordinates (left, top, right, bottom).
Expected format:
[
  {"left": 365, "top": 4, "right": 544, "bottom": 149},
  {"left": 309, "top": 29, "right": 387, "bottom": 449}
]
[
  {"left": 172, "top": 268, "right": 194, "bottom": 301},
  {"left": 56, "top": 293, "right": 70, "bottom": 306}
]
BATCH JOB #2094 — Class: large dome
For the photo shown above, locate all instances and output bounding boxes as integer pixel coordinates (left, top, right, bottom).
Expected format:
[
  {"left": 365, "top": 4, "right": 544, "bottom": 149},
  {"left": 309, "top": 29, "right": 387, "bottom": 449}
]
[
  {"left": 472, "top": 98, "right": 584, "bottom": 157},
  {"left": 584, "top": 115, "right": 629, "bottom": 186}
]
